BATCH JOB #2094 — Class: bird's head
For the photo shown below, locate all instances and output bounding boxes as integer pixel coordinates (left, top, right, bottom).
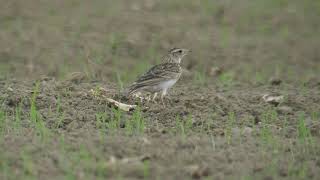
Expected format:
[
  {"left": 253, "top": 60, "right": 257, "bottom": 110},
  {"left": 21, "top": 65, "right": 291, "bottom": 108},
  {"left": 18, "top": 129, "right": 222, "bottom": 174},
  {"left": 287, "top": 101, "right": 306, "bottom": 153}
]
[{"left": 166, "top": 48, "right": 190, "bottom": 63}]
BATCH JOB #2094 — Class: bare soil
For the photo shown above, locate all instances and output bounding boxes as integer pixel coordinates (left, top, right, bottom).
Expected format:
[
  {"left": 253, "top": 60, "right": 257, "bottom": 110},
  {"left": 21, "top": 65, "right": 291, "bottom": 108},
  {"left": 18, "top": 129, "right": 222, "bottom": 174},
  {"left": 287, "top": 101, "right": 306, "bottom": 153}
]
[{"left": 0, "top": 0, "right": 320, "bottom": 179}]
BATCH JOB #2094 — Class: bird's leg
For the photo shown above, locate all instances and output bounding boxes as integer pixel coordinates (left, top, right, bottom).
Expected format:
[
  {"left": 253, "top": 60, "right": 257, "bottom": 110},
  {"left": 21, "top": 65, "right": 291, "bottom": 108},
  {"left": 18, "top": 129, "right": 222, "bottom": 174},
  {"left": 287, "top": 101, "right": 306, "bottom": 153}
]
[
  {"left": 146, "top": 94, "right": 151, "bottom": 103},
  {"left": 160, "top": 95, "right": 165, "bottom": 107},
  {"left": 152, "top": 92, "right": 158, "bottom": 103},
  {"left": 160, "top": 89, "right": 167, "bottom": 107}
]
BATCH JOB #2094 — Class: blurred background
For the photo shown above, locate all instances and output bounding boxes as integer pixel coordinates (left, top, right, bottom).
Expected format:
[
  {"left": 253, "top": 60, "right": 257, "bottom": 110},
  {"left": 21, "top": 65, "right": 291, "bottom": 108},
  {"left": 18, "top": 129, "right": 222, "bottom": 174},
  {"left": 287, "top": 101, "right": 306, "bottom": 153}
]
[
  {"left": 0, "top": 0, "right": 319, "bottom": 86},
  {"left": 0, "top": 2, "right": 319, "bottom": 179}
]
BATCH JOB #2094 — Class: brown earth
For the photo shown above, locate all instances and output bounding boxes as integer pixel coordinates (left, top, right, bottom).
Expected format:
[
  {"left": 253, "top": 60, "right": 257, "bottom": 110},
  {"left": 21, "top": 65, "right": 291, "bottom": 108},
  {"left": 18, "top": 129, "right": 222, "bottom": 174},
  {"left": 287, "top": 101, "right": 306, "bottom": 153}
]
[{"left": 0, "top": 0, "right": 320, "bottom": 179}]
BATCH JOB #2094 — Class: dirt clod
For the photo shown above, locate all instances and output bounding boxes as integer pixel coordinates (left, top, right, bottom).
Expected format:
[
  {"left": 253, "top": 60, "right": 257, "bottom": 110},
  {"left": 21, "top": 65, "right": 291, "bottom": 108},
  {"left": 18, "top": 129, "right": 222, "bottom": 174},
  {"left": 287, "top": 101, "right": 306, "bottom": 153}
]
[
  {"left": 186, "top": 165, "right": 210, "bottom": 179},
  {"left": 269, "top": 77, "right": 282, "bottom": 85}
]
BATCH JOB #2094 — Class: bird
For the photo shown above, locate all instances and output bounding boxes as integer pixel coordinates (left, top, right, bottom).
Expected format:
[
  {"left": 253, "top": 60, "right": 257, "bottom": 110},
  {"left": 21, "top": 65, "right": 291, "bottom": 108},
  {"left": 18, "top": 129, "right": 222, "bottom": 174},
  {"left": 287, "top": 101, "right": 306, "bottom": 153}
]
[{"left": 124, "top": 48, "right": 190, "bottom": 105}]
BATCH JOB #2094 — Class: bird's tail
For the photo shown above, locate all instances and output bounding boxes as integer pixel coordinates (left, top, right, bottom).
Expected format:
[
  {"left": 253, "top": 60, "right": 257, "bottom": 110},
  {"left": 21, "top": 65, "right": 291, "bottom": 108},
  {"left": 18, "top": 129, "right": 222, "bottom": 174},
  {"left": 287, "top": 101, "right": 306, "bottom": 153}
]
[{"left": 120, "top": 84, "right": 138, "bottom": 97}]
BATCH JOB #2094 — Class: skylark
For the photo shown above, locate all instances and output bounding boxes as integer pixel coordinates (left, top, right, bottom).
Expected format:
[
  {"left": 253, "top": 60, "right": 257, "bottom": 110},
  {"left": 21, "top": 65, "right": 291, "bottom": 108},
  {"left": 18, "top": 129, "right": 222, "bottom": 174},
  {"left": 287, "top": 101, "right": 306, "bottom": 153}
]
[{"left": 125, "top": 48, "right": 190, "bottom": 105}]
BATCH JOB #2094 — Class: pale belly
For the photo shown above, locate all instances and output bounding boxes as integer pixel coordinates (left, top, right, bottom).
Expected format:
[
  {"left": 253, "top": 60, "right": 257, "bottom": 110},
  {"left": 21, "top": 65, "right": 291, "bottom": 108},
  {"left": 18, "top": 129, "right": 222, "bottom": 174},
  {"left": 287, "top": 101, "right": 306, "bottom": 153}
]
[{"left": 152, "top": 79, "right": 178, "bottom": 92}]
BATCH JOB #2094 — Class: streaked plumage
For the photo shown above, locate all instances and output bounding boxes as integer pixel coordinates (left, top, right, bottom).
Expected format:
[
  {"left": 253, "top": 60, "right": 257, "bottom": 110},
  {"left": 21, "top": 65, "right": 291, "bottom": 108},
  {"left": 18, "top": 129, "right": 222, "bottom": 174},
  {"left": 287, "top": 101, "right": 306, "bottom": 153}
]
[{"left": 125, "top": 48, "right": 190, "bottom": 104}]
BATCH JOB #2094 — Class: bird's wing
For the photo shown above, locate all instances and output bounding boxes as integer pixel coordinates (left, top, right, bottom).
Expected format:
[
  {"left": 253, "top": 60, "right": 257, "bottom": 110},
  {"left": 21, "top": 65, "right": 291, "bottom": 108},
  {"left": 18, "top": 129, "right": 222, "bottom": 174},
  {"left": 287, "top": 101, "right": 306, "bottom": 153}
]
[
  {"left": 127, "top": 63, "right": 181, "bottom": 94},
  {"left": 136, "top": 63, "right": 181, "bottom": 82}
]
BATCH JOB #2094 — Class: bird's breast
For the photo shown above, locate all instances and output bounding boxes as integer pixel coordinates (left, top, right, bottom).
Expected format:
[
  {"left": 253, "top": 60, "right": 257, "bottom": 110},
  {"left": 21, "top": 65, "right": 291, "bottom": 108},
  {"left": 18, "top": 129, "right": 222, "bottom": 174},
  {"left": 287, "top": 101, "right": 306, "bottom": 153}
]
[{"left": 158, "top": 79, "right": 178, "bottom": 90}]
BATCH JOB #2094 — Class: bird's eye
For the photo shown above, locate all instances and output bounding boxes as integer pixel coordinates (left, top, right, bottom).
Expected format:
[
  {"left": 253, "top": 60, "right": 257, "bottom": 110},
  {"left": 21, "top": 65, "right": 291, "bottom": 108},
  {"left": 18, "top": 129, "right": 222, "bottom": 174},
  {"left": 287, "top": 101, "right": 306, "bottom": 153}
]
[{"left": 178, "top": 50, "right": 182, "bottom": 53}]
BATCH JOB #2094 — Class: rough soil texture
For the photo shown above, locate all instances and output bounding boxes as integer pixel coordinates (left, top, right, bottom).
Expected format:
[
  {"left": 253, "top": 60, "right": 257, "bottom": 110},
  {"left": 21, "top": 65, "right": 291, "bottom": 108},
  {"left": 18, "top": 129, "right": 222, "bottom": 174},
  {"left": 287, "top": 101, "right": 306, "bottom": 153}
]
[{"left": 0, "top": 0, "right": 320, "bottom": 180}]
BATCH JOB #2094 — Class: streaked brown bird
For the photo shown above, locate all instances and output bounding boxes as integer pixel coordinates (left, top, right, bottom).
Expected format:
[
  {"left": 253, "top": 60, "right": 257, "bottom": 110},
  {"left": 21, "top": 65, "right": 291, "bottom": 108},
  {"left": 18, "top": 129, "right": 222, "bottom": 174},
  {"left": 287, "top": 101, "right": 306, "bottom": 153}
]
[{"left": 125, "top": 48, "right": 190, "bottom": 105}]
